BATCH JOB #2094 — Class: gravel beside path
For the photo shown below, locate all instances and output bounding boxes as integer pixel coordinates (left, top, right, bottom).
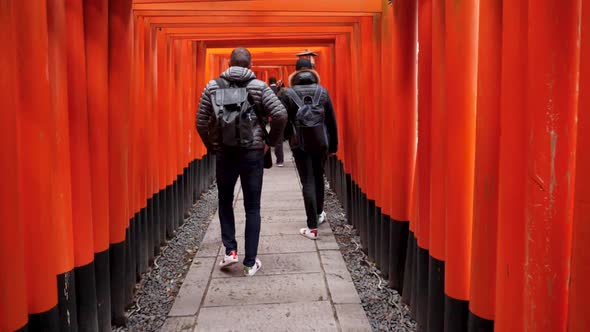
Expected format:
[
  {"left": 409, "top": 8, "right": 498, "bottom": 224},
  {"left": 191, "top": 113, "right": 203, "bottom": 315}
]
[
  {"left": 114, "top": 185, "right": 218, "bottom": 332},
  {"left": 323, "top": 184, "right": 417, "bottom": 332}
]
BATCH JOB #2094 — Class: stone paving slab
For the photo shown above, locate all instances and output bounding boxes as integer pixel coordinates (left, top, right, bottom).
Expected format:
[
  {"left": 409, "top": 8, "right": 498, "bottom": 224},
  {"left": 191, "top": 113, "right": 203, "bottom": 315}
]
[
  {"left": 219, "top": 234, "right": 317, "bottom": 255},
  {"left": 203, "top": 273, "right": 328, "bottom": 307},
  {"left": 195, "top": 241, "right": 221, "bottom": 258},
  {"left": 334, "top": 304, "right": 372, "bottom": 332},
  {"left": 320, "top": 251, "right": 361, "bottom": 304},
  {"left": 169, "top": 257, "right": 216, "bottom": 316},
  {"left": 167, "top": 151, "right": 370, "bottom": 331},
  {"left": 212, "top": 252, "right": 322, "bottom": 278},
  {"left": 195, "top": 301, "right": 338, "bottom": 332},
  {"left": 237, "top": 192, "right": 303, "bottom": 201},
  {"left": 161, "top": 316, "right": 197, "bottom": 332},
  {"left": 233, "top": 221, "right": 304, "bottom": 237}
]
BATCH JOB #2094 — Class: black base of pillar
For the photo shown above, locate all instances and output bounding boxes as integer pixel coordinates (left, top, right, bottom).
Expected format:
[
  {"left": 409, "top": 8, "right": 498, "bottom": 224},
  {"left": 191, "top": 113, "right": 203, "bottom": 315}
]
[
  {"left": 427, "top": 256, "right": 445, "bottom": 332},
  {"left": 388, "top": 220, "right": 409, "bottom": 292},
  {"left": 444, "top": 295, "right": 469, "bottom": 332},
  {"left": 94, "top": 249, "right": 111, "bottom": 332},
  {"left": 57, "top": 271, "right": 78, "bottom": 332}
]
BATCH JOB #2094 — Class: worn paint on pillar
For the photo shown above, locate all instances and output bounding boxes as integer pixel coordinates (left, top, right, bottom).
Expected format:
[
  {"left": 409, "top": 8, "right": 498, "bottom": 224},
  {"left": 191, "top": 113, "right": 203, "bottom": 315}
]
[{"left": 524, "top": 0, "right": 580, "bottom": 330}]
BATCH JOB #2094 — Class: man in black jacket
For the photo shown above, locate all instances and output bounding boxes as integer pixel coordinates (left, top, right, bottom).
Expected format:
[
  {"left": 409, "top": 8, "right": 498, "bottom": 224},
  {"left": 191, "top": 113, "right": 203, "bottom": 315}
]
[
  {"left": 280, "top": 58, "right": 338, "bottom": 240},
  {"left": 197, "top": 48, "right": 287, "bottom": 276}
]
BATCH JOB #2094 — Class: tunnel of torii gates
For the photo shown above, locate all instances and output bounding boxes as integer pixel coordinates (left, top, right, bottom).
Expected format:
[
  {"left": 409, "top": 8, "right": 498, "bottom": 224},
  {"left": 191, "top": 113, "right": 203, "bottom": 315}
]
[{"left": 1, "top": 0, "right": 589, "bottom": 331}]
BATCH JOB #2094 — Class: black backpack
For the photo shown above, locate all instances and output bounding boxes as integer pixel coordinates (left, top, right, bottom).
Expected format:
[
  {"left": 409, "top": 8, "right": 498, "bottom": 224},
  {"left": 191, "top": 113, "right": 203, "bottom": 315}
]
[
  {"left": 286, "top": 86, "right": 329, "bottom": 153},
  {"left": 212, "top": 78, "right": 260, "bottom": 148}
]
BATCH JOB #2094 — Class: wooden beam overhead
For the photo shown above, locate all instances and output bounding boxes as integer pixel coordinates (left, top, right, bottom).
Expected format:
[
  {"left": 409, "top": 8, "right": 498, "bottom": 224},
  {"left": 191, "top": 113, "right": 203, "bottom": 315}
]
[{"left": 133, "top": 0, "right": 382, "bottom": 13}]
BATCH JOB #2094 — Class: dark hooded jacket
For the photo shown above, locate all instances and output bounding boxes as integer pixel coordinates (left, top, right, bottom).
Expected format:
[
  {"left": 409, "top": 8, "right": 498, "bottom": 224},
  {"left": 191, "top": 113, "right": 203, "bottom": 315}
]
[
  {"left": 279, "top": 69, "right": 338, "bottom": 154},
  {"left": 196, "top": 66, "right": 287, "bottom": 151}
]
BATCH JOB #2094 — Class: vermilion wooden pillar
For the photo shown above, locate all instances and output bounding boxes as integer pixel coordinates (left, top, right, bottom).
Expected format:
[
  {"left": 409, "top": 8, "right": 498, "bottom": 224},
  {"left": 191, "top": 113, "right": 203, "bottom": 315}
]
[
  {"left": 568, "top": 2, "right": 590, "bottom": 331},
  {"left": 428, "top": 1, "right": 447, "bottom": 330},
  {"left": 524, "top": 0, "right": 580, "bottom": 330},
  {"left": 469, "top": 0, "right": 502, "bottom": 332},
  {"left": 378, "top": 2, "right": 395, "bottom": 285},
  {"left": 142, "top": 17, "right": 156, "bottom": 264},
  {"left": 390, "top": 0, "right": 418, "bottom": 223},
  {"left": 65, "top": 0, "right": 99, "bottom": 329},
  {"left": 0, "top": 2, "right": 28, "bottom": 330},
  {"left": 157, "top": 28, "right": 173, "bottom": 238},
  {"left": 494, "top": 0, "right": 527, "bottom": 330},
  {"left": 469, "top": 0, "right": 502, "bottom": 330},
  {"left": 14, "top": 1, "right": 60, "bottom": 330},
  {"left": 47, "top": 1, "right": 79, "bottom": 329},
  {"left": 416, "top": 0, "right": 432, "bottom": 329},
  {"left": 444, "top": 0, "right": 479, "bottom": 330},
  {"left": 108, "top": 0, "right": 132, "bottom": 324},
  {"left": 133, "top": 15, "right": 148, "bottom": 276},
  {"left": 82, "top": 0, "right": 112, "bottom": 329},
  {"left": 387, "top": 0, "right": 417, "bottom": 293}
]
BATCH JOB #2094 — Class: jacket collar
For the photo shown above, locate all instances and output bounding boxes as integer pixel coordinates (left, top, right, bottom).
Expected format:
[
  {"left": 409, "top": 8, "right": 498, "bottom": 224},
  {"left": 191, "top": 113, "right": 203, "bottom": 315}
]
[{"left": 288, "top": 69, "right": 320, "bottom": 86}]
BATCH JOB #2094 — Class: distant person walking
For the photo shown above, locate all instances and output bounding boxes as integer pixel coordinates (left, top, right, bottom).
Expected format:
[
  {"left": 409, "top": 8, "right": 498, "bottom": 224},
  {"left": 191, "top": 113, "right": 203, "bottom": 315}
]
[
  {"left": 197, "top": 48, "right": 287, "bottom": 275},
  {"left": 268, "top": 77, "right": 285, "bottom": 167},
  {"left": 280, "top": 58, "right": 338, "bottom": 239}
]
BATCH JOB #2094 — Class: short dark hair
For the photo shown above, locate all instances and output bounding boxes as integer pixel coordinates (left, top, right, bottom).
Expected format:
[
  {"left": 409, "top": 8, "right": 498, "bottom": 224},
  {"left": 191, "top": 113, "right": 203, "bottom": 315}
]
[
  {"left": 230, "top": 48, "right": 252, "bottom": 68},
  {"left": 269, "top": 77, "right": 277, "bottom": 84}
]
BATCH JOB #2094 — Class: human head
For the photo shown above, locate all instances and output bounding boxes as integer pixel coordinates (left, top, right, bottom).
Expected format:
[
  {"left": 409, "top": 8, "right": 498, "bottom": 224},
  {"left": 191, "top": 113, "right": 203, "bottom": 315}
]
[
  {"left": 229, "top": 47, "right": 252, "bottom": 68},
  {"left": 269, "top": 77, "right": 277, "bottom": 85},
  {"left": 295, "top": 58, "right": 312, "bottom": 71}
]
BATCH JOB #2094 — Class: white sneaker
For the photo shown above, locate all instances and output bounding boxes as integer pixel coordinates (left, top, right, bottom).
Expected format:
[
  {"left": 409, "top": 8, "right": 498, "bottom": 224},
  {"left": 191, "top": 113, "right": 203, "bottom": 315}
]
[
  {"left": 244, "top": 258, "right": 262, "bottom": 276},
  {"left": 299, "top": 228, "right": 318, "bottom": 240},
  {"left": 318, "top": 211, "right": 327, "bottom": 225},
  {"left": 219, "top": 250, "right": 238, "bottom": 269},
  {"left": 277, "top": 163, "right": 284, "bottom": 167}
]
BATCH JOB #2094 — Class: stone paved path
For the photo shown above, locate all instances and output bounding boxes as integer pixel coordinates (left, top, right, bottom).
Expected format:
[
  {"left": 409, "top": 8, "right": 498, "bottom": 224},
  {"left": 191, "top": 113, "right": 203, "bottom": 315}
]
[{"left": 161, "top": 150, "right": 371, "bottom": 332}]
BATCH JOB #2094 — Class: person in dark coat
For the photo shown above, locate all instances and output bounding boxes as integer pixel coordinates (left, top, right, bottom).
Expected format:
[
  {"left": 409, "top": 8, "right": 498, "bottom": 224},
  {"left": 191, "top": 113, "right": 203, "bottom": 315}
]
[
  {"left": 197, "top": 48, "right": 287, "bottom": 276},
  {"left": 279, "top": 58, "right": 339, "bottom": 239},
  {"left": 269, "top": 76, "right": 278, "bottom": 94}
]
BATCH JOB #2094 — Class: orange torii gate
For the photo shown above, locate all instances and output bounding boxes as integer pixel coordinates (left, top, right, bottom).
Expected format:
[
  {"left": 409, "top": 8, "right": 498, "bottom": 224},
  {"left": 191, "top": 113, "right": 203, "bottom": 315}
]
[{"left": 2, "top": 0, "right": 589, "bottom": 331}]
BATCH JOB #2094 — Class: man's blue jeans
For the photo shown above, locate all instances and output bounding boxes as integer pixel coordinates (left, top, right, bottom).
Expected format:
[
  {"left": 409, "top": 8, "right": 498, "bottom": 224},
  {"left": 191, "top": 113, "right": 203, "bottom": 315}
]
[{"left": 216, "top": 148, "right": 264, "bottom": 267}]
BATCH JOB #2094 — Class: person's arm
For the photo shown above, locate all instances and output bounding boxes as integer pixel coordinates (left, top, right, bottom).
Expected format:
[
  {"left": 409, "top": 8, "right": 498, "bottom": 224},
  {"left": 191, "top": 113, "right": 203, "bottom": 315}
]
[
  {"left": 324, "top": 92, "right": 339, "bottom": 154},
  {"left": 196, "top": 83, "right": 214, "bottom": 150},
  {"left": 260, "top": 85, "right": 287, "bottom": 146}
]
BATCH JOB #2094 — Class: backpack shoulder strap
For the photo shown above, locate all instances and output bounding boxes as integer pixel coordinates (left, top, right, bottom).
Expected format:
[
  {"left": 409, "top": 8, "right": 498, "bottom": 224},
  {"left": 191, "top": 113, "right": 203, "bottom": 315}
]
[
  {"left": 215, "top": 78, "right": 228, "bottom": 89},
  {"left": 286, "top": 88, "right": 305, "bottom": 108},
  {"left": 312, "top": 85, "right": 322, "bottom": 106}
]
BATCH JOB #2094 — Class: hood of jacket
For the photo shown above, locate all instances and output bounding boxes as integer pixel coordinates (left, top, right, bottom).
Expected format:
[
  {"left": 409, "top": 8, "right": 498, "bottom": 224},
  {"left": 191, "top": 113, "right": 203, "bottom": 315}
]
[
  {"left": 220, "top": 66, "right": 257, "bottom": 83},
  {"left": 288, "top": 69, "right": 321, "bottom": 87}
]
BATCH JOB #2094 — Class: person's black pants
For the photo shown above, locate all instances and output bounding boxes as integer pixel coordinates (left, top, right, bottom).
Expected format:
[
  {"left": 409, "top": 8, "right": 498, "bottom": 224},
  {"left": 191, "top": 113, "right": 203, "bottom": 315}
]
[
  {"left": 293, "top": 149, "right": 327, "bottom": 230},
  {"left": 216, "top": 148, "right": 264, "bottom": 267},
  {"left": 274, "top": 138, "right": 284, "bottom": 164}
]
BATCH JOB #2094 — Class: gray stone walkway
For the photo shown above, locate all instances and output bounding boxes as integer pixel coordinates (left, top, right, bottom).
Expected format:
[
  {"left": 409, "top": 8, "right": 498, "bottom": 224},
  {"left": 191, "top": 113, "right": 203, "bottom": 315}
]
[{"left": 161, "top": 150, "right": 371, "bottom": 332}]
